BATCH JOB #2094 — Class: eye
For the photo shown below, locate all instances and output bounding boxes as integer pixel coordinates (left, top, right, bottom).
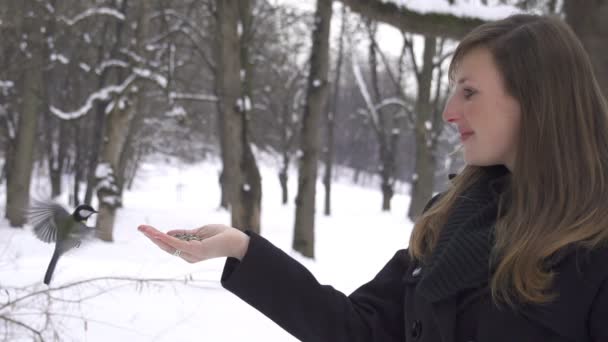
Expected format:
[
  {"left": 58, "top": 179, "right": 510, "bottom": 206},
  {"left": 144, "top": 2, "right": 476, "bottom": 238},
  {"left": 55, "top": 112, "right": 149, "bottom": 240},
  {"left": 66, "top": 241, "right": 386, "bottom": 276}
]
[{"left": 463, "top": 87, "right": 476, "bottom": 100}]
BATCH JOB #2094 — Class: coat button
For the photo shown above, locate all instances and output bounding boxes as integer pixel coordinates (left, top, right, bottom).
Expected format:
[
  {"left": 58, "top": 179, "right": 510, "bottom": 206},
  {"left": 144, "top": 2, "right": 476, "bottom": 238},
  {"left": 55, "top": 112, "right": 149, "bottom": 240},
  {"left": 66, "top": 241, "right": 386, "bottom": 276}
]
[
  {"left": 412, "top": 266, "right": 422, "bottom": 277},
  {"left": 411, "top": 320, "right": 422, "bottom": 339}
]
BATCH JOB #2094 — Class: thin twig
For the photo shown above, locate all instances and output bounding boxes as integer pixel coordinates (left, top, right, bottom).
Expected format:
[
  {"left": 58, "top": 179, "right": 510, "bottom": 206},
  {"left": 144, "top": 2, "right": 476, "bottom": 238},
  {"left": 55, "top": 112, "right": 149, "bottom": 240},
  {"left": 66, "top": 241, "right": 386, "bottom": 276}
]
[{"left": 0, "top": 315, "right": 45, "bottom": 342}]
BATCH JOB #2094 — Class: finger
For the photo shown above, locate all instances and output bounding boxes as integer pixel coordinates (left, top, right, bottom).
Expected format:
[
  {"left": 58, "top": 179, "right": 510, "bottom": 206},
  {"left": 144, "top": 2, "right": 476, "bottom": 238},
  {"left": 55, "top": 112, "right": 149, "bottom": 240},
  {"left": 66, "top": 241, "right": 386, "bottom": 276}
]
[
  {"left": 139, "top": 225, "right": 192, "bottom": 250},
  {"left": 138, "top": 226, "right": 183, "bottom": 252},
  {"left": 138, "top": 225, "right": 162, "bottom": 235}
]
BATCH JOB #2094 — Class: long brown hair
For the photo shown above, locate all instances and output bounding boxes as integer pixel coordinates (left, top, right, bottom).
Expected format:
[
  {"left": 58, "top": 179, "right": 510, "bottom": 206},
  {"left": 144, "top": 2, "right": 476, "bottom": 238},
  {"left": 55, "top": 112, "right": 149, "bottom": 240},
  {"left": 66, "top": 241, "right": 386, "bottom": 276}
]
[{"left": 409, "top": 14, "right": 608, "bottom": 308}]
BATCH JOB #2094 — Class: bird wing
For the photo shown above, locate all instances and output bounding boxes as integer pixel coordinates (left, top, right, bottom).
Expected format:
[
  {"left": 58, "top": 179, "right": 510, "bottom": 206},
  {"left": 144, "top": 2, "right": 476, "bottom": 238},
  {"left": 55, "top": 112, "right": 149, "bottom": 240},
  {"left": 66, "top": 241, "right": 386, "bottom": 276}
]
[{"left": 26, "top": 200, "right": 71, "bottom": 243}]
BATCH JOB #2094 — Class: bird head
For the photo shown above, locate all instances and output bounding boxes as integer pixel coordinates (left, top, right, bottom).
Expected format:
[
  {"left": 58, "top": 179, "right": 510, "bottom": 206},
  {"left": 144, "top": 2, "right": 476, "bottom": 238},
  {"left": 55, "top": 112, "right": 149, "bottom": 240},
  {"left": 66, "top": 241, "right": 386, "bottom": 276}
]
[{"left": 72, "top": 204, "right": 98, "bottom": 222}]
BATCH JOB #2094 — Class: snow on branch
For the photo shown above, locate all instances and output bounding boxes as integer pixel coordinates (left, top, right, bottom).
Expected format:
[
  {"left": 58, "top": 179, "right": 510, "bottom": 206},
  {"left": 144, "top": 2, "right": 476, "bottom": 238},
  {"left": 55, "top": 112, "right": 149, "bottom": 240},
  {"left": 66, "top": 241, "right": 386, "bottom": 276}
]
[
  {"left": 134, "top": 67, "right": 168, "bottom": 88},
  {"left": 382, "top": 0, "right": 521, "bottom": 21},
  {"left": 120, "top": 48, "right": 161, "bottom": 69},
  {"left": 50, "top": 74, "right": 136, "bottom": 120},
  {"left": 58, "top": 7, "right": 125, "bottom": 26},
  {"left": 352, "top": 58, "right": 379, "bottom": 130},
  {"left": 50, "top": 64, "right": 170, "bottom": 120},
  {"left": 169, "top": 92, "right": 218, "bottom": 102},
  {"left": 375, "top": 97, "right": 414, "bottom": 114},
  {"left": 95, "top": 59, "right": 129, "bottom": 75}
]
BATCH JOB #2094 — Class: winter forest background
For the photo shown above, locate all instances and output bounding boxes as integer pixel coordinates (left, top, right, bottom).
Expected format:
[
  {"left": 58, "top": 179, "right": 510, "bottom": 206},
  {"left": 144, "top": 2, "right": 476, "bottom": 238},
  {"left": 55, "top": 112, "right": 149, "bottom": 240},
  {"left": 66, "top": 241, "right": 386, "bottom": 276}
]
[{"left": 1, "top": 0, "right": 607, "bottom": 341}]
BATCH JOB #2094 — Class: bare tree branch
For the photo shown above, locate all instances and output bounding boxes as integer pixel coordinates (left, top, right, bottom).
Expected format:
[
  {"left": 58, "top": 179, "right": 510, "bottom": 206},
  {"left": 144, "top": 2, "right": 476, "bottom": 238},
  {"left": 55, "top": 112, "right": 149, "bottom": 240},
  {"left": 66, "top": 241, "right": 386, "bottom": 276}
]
[{"left": 0, "top": 315, "right": 45, "bottom": 341}]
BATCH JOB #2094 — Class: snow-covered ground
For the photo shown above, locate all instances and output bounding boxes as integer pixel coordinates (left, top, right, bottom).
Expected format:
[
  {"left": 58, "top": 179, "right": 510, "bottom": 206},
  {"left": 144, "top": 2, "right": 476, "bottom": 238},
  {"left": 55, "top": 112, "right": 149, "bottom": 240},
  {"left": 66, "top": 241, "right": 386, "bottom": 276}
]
[{"left": 0, "top": 156, "right": 415, "bottom": 342}]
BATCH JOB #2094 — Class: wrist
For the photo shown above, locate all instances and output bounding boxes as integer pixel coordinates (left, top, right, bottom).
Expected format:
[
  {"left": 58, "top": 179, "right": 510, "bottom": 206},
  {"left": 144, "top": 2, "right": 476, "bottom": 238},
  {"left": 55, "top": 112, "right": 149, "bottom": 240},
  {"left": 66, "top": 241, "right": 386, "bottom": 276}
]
[{"left": 230, "top": 229, "right": 250, "bottom": 261}]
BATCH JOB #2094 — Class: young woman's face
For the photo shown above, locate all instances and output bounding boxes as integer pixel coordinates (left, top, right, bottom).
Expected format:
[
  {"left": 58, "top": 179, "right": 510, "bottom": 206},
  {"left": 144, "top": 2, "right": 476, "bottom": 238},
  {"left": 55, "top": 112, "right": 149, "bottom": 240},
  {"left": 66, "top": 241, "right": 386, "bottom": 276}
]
[{"left": 443, "top": 47, "right": 521, "bottom": 170}]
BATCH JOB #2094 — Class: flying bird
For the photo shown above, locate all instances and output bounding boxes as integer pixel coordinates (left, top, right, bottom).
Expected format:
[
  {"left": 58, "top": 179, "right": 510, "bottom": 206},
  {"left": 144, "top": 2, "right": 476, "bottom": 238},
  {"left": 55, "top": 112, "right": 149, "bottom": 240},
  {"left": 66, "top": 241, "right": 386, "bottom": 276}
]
[{"left": 27, "top": 200, "right": 98, "bottom": 285}]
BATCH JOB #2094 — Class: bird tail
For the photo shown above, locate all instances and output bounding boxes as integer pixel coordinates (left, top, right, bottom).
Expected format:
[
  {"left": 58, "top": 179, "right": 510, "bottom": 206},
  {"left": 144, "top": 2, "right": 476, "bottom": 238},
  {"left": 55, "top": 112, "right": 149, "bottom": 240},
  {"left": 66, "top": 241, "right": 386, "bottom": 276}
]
[{"left": 44, "top": 249, "right": 61, "bottom": 285}]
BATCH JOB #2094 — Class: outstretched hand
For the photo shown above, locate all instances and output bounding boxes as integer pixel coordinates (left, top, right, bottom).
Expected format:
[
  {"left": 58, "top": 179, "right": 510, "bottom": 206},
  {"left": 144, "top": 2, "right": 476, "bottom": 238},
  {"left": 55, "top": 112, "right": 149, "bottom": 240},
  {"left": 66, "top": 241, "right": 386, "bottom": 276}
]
[{"left": 138, "top": 224, "right": 250, "bottom": 262}]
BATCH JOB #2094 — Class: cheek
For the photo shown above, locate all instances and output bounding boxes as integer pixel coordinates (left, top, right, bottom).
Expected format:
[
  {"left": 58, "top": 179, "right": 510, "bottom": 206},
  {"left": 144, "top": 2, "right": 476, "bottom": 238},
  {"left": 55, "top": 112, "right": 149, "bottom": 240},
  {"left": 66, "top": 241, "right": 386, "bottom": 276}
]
[{"left": 493, "top": 109, "right": 521, "bottom": 153}]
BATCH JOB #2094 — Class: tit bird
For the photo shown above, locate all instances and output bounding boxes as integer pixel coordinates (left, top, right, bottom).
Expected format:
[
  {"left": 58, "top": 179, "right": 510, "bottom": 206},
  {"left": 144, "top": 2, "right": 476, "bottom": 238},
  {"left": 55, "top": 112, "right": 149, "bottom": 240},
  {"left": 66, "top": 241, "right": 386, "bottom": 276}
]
[{"left": 27, "top": 200, "right": 98, "bottom": 285}]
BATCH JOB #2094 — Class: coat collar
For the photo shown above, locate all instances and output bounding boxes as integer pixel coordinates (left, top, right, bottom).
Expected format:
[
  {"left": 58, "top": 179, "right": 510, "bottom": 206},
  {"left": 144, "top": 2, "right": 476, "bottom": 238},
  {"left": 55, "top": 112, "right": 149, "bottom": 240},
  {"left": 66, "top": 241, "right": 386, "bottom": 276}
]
[{"left": 416, "top": 165, "right": 510, "bottom": 303}]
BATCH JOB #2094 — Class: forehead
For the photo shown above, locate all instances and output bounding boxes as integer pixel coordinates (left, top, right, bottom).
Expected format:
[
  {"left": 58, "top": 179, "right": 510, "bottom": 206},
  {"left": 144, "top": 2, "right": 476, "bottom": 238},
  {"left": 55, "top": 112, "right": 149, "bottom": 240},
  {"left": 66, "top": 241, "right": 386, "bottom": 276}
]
[{"left": 452, "top": 47, "right": 502, "bottom": 83}]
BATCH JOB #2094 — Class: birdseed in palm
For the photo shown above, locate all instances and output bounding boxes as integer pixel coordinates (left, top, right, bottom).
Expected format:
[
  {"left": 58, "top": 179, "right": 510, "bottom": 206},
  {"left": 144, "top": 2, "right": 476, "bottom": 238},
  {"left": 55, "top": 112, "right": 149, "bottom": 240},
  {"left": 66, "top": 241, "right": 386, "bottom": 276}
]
[{"left": 172, "top": 233, "right": 204, "bottom": 241}]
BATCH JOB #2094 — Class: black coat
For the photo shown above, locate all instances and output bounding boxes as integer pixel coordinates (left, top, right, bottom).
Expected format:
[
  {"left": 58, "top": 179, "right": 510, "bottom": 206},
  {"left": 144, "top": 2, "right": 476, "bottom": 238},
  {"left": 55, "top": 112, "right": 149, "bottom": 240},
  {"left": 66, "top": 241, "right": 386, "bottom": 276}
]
[{"left": 221, "top": 167, "right": 608, "bottom": 342}]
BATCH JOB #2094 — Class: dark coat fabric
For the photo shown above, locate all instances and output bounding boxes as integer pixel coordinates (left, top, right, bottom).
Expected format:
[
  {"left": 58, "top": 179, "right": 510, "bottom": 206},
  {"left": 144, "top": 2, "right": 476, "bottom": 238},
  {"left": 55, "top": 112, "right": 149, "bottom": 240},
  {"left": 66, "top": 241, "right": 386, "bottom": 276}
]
[{"left": 221, "top": 166, "right": 608, "bottom": 342}]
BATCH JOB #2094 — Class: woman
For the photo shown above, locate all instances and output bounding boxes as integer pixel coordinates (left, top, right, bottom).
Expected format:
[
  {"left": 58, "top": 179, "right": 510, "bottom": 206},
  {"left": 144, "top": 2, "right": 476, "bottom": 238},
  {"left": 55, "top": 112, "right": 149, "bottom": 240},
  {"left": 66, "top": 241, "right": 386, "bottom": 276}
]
[{"left": 139, "top": 14, "right": 608, "bottom": 342}]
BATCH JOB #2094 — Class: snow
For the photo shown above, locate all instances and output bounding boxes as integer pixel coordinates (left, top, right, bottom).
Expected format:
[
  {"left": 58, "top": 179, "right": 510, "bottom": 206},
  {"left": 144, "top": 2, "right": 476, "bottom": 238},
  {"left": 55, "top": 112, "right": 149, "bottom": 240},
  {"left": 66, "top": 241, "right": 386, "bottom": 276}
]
[
  {"left": 50, "top": 53, "right": 69, "bottom": 64},
  {"left": 169, "top": 92, "right": 218, "bottom": 103},
  {"left": 236, "top": 96, "right": 252, "bottom": 112},
  {"left": 59, "top": 7, "right": 126, "bottom": 26},
  {"left": 134, "top": 67, "right": 168, "bottom": 88},
  {"left": 79, "top": 62, "right": 91, "bottom": 72},
  {"left": 165, "top": 105, "right": 187, "bottom": 118},
  {"left": 50, "top": 74, "right": 136, "bottom": 120},
  {"left": 95, "top": 163, "right": 113, "bottom": 179},
  {"left": 382, "top": 0, "right": 521, "bottom": 21},
  {"left": 5, "top": 112, "right": 15, "bottom": 139},
  {"left": 95, "top": 59, "right": 129, "bottom": 74},
  {"left": 0, "top": 156, "right": 413, "bottom": 341},
  {"left": 0, "top": 80, "right": 14, "bottom": 90},
  {"left": 375, "top": 97, "right": 412, "bottom": 112},
  {"left": 312, "top": 79, "right": 321, "bottom": 87},
  {"left": 50, "top": 66, "right": 166, "bottom": 120},
  {"left": 95, "top": 163, "right": 120, "bottom": 206}
]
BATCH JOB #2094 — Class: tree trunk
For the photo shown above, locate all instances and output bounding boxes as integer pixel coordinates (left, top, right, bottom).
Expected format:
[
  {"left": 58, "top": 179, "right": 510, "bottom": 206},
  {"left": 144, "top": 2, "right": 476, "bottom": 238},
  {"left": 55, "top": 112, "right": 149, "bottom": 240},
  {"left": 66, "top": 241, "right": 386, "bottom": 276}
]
[
  {"left": 6, "top": 6, "right": 42, "bottom": 227},
  {"left": 408, "top": 37, "right": 437, "bottom": 220},
  {"left": 48, "top": 120, "right": 67, "bottom": 199},
  {"left": 293, "top": 0, "right": 332, "bottom": 258},
  {"left": 279, "top": 161, "right": 289, "bottom": 205},
  {"left": 71, "top": 118, "right": 85, "bottom": 206},
  {"left": 84, "top": 4, "right": 123, "bottom": 205},
  {"left": 83, "top": 99, "right": 107, "bottom": 205},
  {"left": 564, "top": 0, "right": 608, "bottom": 99},
  {"left": 95, "top": 96, "right": 136, "bottom": 241},
  {"left": 216, "top": 0, "right": 246, "bottom": 229},
  {"left": 95, "top": 0, "right": 145, "bottom": 241},
  {"left": 366, "top": 21, "right": 396, "bottom": 212},
  {"left": 323, "top": 5, "right": 347, "bottom": 216},
  {"left": 279, "top": 101, "right": 292, "bottom": 206},
  {"left": 234, "top": 0, "right": 262, "bottom": 234}
]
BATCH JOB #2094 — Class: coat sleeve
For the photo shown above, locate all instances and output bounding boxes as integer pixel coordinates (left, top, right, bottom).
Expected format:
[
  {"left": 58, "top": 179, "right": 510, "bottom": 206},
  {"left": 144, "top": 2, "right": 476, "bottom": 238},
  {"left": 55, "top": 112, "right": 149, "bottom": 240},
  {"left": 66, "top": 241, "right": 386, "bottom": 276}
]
[
  {"left": 221, "top": 231, "right": 410, "bottom": 342},
  {"left": 589, "top": 276, "right": 608, "bottom": 341}
]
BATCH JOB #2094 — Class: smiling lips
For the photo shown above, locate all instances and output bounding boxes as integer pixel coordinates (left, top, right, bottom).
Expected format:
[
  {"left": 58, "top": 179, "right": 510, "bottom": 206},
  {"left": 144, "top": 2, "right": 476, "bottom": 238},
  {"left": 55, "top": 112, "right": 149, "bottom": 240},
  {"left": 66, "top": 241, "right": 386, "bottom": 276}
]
[{"left": 460, "top": 131, "right": 474, "bottom": 141}]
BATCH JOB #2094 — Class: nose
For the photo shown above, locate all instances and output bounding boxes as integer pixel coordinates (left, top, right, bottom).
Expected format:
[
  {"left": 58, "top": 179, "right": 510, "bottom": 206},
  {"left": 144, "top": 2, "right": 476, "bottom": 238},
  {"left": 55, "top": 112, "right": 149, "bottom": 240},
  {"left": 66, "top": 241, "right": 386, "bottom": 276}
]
[{"left": 442, "top": 95, "right": 461, "bottom": 124}]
